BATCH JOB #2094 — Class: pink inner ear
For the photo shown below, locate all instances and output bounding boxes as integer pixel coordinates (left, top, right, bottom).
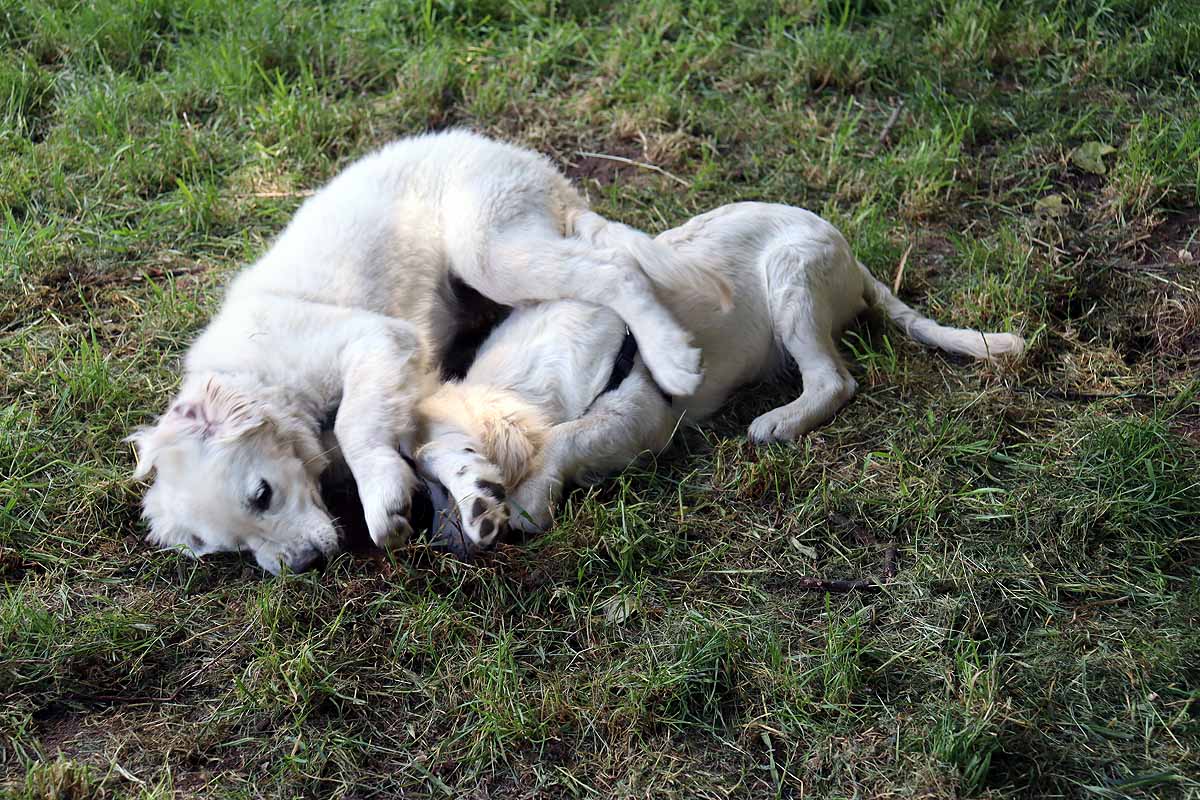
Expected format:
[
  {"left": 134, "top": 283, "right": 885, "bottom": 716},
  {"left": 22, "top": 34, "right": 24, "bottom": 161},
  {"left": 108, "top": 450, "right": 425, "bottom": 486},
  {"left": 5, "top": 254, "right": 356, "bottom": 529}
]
[
  {"left": 169, "top": 401, "right": 218, "bottom": 440},
  {"left": 172, "top": 402, "right": 202, "bottom": 421}
]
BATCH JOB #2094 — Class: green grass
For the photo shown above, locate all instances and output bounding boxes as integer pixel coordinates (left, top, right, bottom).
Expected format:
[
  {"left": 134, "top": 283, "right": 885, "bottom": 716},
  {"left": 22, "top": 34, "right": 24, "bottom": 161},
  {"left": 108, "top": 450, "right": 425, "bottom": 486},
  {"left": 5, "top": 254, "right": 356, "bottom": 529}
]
[{"left": 2, "top": 0, "right": 1199, "bottom": 797}]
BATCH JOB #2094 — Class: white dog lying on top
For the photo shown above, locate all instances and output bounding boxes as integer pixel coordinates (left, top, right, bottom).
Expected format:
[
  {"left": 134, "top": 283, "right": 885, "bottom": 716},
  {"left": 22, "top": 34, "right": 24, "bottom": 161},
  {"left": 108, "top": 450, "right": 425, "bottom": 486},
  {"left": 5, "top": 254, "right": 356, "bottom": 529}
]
[
  {"left": 127, "top": 130, "right": 732, "bottom": 575},
  {"left": 416, "top": 202, "right": 1025, "bottom": 546}
]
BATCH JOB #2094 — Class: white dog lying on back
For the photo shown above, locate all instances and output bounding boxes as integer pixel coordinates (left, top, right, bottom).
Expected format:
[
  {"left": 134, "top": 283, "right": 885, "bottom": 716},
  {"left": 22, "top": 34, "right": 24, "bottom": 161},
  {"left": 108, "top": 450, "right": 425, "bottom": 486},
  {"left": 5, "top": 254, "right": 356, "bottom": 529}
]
[
  {"left": 127, "top": 131, "right": 732, "bottom": 574},
  {"left": 416, "top": 202, "right": 1025, "bottom": 543}
]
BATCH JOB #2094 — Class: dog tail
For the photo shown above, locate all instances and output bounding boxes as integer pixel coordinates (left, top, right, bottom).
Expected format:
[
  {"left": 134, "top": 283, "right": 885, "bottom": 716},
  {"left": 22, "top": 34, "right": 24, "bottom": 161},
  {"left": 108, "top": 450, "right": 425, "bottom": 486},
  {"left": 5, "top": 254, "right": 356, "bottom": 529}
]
[
  {"left": 858, "top": 261, "right": 1026, "bottom": 360},
  {"left": 571, "top": 209, "right": 733, "bottom": 312}
]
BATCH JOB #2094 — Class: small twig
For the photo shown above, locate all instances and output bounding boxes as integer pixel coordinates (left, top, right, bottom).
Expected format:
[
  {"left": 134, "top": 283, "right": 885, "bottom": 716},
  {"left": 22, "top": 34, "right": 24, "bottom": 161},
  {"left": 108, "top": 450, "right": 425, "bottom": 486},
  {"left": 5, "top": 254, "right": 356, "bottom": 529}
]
[
  {"left": 168, "top": 614, "right": 259, "bottom": 700},
  {"left": 574, "top": 150, "right": 692, "bottom": 187},
  {"left": 1108, "top": 266, "right": 1195, "bottom": 293},
  {"left": 82, "top": 263, "right": 206, "bottom": 288},
  {"left": 796, "top": 539, "right": 899, "bottom": 593},
  {"left": 892, "top": 242, "right": 914, "bottom": 294},
  {"left": 111, "top": 761, "right": 146, "bottom": 787},
  {"left": 1111, "top": 260, "right": 1194, "bottom": 274},
  {"left": 795, "top": 576, "right": 880, "bottom": 593},
  {"left": 871, "top": 100, "right": 905, "bottom": 156},
  {"left": 879, "top": 100, "right": 904, "bottom": 142},
  {"left": 1027, "top": 388, "right": 1172, "bottom": 402},
  {"left": 881, "top": 544, "right": 899, "bottom": 580},
  {"left": 241, "top": 190, "right": 315, "bottom": 199},
  {"left": 77, "top": 694, "right": 174, "bottom": 704},
  {"left": 1069, "top": 597, "right": 1132, "bottom": 624}
]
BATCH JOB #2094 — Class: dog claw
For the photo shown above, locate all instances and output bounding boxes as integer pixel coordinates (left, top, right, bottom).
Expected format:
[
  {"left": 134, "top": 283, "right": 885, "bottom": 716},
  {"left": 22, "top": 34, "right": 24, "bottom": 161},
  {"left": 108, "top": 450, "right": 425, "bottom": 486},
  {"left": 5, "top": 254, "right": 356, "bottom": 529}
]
[
  {"left": 372, "top": 514, "right": 412, "bottom": 550},
  {"left": 470, "top": 497, "right": 487, "bottom": 522}
]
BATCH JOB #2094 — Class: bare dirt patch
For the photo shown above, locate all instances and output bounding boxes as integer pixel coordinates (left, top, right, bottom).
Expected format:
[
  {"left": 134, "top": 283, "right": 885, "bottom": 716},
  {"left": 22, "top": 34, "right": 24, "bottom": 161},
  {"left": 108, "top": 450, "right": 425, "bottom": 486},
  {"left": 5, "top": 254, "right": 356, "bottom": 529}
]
[
  {"left": 562, "top": 139, "right": 646, "bottom": 188},
  {"left": 1174, "top": 415, "right": 1200, "bottom": 447},
  {"left": 1137, "top": 208, "right": 1200, "bottom": 266}
]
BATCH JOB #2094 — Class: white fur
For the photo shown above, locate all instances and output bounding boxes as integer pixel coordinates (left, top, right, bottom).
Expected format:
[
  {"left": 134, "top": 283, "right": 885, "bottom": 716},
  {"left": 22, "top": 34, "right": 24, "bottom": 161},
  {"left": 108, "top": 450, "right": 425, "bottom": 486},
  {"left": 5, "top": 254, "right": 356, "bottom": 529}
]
[
  {"left": 128, "top": 130, "right": 731, "bottom": 573},
  {"left": 421, "top": 202, "right": 1026, "bottom": 536}
]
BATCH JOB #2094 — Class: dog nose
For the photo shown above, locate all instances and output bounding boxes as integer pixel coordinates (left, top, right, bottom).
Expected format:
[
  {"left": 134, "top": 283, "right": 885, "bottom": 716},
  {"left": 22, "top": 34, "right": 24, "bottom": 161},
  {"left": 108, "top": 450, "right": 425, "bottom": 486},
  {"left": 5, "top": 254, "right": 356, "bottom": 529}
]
[{"left": 290, "top": 547, "right": 327, "bottom": 573}]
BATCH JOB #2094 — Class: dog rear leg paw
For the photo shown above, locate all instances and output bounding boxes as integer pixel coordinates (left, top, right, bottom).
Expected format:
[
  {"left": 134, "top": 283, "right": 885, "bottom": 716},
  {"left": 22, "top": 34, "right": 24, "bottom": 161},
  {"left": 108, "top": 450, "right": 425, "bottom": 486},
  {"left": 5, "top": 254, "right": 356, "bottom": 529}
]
[
  {"left": 508, "top": 479, "right": 555, "bottom": 534},
  {"left": 459, "top": 477, "right": 510, "bottom": 547}
]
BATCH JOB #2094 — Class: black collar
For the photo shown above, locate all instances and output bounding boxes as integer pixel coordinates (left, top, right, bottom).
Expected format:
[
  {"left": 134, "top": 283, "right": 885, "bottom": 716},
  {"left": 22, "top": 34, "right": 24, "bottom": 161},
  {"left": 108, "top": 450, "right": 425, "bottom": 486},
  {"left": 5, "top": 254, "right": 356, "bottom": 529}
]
[{"left": 596, "top": 327, "right": 672, "bottom": 405}]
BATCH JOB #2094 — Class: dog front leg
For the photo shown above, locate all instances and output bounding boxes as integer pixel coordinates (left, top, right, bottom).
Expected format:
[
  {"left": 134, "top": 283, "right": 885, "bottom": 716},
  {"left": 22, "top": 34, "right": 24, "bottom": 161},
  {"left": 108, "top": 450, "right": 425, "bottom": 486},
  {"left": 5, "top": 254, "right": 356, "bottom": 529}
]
[
  {"left": 334, "top": 320, "right": 427, "bottom": 550},
  {"left": 415, "top": 427, "right": 510, "bottom": 550}
]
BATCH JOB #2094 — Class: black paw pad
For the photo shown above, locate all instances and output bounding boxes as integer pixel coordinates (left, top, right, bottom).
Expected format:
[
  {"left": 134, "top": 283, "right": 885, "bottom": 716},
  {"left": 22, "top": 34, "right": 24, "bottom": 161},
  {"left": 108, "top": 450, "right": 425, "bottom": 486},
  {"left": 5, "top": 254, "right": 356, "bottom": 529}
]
[
  {"left": 471, "top": 497, "right": 488, "bottom": 522},
  {"left": 479, "top": 519, "right": 495, "bottom": 539},
  {"left": 476, "top": 479, "right": 506, "bottom": 501}
]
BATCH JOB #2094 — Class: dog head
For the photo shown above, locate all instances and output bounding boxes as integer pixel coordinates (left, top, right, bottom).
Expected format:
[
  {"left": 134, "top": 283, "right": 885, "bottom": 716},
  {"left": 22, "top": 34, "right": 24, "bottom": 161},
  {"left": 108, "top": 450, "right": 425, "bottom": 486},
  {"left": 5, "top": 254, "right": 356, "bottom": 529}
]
[{"left": 128, "top": 376, "right": 338, "bottom": 575}]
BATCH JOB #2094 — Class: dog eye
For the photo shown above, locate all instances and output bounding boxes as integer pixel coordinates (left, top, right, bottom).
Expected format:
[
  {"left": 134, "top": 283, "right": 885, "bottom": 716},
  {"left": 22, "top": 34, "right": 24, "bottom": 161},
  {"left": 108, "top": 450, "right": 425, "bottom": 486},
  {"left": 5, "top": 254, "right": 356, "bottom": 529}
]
[{"left": 250, "top": 479, "right": 273, "bottom": 513}]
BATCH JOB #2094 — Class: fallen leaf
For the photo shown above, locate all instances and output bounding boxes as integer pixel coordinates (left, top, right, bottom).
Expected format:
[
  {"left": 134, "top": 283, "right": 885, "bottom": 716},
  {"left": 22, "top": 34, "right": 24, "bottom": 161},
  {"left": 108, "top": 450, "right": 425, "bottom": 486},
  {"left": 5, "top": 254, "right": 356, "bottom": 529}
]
[
  {"left": 1071, "top": 141, "right": 1117, "bottom": 175},
  {"left": 789, "top": 537, "right": 818, "bottom": 559},
  {"left": 1035, "top": 194, "right": 1069, "bottom": 217},
  {"left": 600, "top": 593, "right": 638, "bottom": 624}
]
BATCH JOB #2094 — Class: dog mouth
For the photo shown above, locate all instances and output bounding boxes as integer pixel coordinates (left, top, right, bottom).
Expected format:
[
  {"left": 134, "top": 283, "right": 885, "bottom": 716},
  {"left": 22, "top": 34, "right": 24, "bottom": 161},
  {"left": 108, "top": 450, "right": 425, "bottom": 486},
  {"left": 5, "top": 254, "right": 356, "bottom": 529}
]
[
  {"left": 318, "top": 471, "right": 374, "bottom": 553},
  {"left": 419, "top": 478, "right": 479, "bottom": 559}
]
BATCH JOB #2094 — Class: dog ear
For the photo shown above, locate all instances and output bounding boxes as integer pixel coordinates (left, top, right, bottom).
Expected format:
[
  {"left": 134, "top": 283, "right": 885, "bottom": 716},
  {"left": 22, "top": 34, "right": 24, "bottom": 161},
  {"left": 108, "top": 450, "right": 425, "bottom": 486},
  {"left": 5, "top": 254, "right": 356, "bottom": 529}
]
[
  {"left": 144, "top": 519, "right": 204, "bottom": 558},
  {"left": 126, "top": 426, "right": 160, "bottom": 480},
  {"left": 127, "top": 378, "right": 267, "bottom": 479},
  {"left": 143, "top": 516, "right": 189, "bottom": 549},
  {"left": 186, "top": 378, "right": 269, "bottom": 442}
]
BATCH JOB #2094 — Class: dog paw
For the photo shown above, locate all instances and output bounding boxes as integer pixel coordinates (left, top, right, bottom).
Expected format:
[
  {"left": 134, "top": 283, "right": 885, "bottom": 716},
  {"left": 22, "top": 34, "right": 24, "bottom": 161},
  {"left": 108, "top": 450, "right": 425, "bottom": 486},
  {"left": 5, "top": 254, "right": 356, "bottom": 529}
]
[
  {"left": 362, "top": 484, "right": 416, "bottom": 551},
  {"left": 638, "top": 326, "right": 703, "bottom": 396},
  {"left": 748, "top": 410, "right": 810, "bottom": 443},
  {"left": 508, "top": 481, "right": 554, "bottom": 534},
  {"left": 367, "top": 501, "right": 413, "bottom": 550},
  {"left": 356, "top": 459, "right": 418, "bottom": 551},
  {"left": 460, "top": 478, "right": 509, "bottom": 547}
]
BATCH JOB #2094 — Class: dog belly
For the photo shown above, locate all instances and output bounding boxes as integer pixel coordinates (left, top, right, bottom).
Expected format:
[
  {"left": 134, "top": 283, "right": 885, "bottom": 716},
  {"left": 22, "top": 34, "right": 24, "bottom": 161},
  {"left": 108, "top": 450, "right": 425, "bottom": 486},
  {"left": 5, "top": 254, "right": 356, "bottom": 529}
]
[{"left": 463, "top": 302, "right": 625, "bottom": 424}]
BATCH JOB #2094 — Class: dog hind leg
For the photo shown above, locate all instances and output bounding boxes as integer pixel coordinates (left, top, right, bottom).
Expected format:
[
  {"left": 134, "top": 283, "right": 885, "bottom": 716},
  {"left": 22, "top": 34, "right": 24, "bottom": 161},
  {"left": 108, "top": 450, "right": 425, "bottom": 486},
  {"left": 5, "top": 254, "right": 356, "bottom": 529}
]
[
  {"left": 748, "top": 245, "right": 858, "bottom": 443},
  {"left": 468, "top": 224, "right": 703, "bottom": 397},
  {"left": 509, "top": 369, "right": 676, "bottom": 533}
]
